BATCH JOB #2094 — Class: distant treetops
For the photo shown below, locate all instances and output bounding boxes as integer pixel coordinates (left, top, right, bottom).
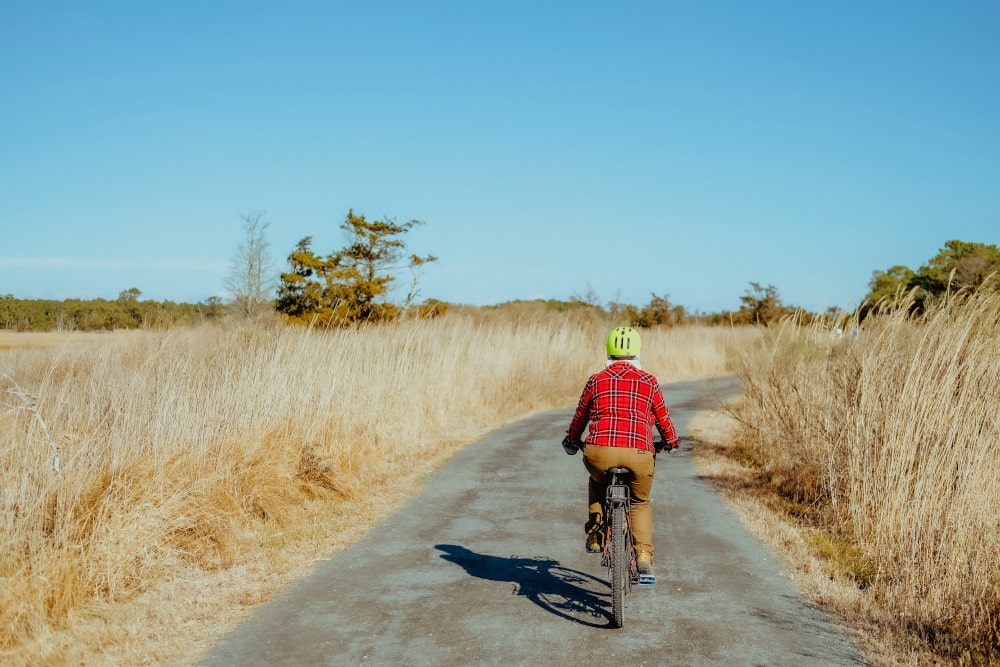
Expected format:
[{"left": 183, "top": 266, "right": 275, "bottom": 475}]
[{"left": 865, "top": 240, "right": 1000, "bottom": 312}]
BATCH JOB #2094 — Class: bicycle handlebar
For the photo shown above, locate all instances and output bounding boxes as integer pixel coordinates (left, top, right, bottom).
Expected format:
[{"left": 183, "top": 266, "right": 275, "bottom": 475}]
[{"left": 563, "top": 437, "right": 680, "bottom": 455}]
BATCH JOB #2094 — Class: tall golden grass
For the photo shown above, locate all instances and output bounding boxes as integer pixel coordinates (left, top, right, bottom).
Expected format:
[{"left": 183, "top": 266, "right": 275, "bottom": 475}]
[
  {"left": 1, "top": 312, "right": 735, "bottom": 662},
  {"left": 731, "top": 289, "right": 1000, "bottom": 661}
]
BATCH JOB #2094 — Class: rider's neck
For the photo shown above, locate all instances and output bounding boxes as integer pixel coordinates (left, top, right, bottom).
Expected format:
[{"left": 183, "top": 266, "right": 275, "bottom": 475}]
[{"left": 606, "top": 356, "right": 641, "bottom": 370}]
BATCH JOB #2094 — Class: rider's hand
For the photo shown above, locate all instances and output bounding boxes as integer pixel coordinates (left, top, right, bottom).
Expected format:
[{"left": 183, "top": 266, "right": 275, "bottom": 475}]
[
  {"left": 562, "top": 436, "right": 582, "bottom": 455},
  {"left": 654, "top": 439, "right": 681, "bottom": 454}
]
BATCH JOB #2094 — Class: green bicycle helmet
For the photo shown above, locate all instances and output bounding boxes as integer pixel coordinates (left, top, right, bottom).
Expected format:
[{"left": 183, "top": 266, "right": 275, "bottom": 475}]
[{"left": 606, "top": 326, "right": 641, "bottom": 357}]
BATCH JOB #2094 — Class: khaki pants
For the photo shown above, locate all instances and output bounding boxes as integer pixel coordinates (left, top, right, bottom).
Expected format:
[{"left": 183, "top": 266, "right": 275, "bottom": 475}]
[{"left": 582, "top": 444, "right": 656, "bottom": 557}]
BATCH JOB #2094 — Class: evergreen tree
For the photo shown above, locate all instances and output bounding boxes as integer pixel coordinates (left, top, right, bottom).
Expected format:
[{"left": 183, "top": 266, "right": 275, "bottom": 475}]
[{"left": 276, "top": 210, "right": 436, "bottom": 326}]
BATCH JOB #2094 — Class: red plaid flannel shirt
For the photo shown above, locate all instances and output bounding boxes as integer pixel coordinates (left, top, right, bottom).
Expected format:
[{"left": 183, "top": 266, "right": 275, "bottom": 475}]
[{"left": 566, "top": 361, "right": 680, "bottom": 452}]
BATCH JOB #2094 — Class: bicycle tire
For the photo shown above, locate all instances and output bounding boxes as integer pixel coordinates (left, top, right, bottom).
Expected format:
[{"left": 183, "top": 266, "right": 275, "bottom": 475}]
[{"left": 610, "top": 499, "right": 627, "bottom": 628}]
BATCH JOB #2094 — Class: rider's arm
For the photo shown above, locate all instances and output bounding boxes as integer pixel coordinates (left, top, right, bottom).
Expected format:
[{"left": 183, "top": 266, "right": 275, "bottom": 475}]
[
  {"left": 566, "top": 377, "right": 596, "bottom": 443},
  {"left": 651, "top": 389, "right": 681, "bottom": 448}
]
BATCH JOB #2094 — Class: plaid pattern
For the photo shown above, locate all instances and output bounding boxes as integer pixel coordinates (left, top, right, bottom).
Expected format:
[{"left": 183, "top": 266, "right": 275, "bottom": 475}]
[{"left": 567, "top": 361, "right": 680, "bottom": 452}]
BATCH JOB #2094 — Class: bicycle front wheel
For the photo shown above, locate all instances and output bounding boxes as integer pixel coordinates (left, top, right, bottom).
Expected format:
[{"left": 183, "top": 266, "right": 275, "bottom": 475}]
[{"left": 610, "top": 501, "right": 627, "bottom": 628}]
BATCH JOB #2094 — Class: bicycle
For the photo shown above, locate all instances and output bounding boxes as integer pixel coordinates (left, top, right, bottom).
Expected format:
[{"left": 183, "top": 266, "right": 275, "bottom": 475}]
[{"left": 601, "top": 466, "right": 656, "bottom": 629}]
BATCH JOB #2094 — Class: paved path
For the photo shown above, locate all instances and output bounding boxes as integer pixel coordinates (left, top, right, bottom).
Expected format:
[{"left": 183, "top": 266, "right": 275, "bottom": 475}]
[{"left": 205, "top": 378, "right": 866, "bottom": 666}]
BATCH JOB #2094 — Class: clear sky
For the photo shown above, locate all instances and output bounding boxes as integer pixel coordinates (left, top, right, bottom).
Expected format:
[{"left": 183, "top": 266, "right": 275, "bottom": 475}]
[{"left": 2, "top": 2, "right": 998, "bottom": 313}]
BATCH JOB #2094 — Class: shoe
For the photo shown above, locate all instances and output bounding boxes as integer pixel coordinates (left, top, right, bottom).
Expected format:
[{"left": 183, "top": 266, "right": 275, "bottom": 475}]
[
  {"left": 636, "top": 550, "right": 654, "bottom": 574},
  {"left": 586, "top": 532, "right": 603, "bottom": 554}
]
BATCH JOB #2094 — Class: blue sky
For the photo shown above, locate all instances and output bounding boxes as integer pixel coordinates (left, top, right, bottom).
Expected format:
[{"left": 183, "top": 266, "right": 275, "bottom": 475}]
[{"left": 2, "top": 2, "right": 998, "bottom": 313}]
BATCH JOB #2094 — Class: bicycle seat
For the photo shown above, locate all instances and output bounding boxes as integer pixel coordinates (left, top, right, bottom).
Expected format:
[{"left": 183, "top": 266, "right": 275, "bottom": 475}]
[{"left": 607, "top": 467, "right": 633, "bottom": 476}]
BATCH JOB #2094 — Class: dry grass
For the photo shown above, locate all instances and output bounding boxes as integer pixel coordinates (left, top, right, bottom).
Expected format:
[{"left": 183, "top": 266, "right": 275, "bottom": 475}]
[
  {"left": 0, "top": 331, "right": 129, "bottom": 351},
  {"left": 697, "top": 289, "right": 1000, "bottom": 665},
  {"left": 0, "top": 313, "right": 735, "bottom": 665}
]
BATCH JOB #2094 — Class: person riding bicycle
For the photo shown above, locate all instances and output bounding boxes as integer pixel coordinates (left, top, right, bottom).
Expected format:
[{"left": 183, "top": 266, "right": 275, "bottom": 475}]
[{"left": 562, "top": 326, "right": 681, "bottom": 575}]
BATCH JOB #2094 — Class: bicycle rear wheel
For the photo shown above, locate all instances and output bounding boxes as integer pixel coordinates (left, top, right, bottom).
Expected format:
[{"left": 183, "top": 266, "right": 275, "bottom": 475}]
[{"left": 610, "top": 500, "right": 627, "bottom": 628}]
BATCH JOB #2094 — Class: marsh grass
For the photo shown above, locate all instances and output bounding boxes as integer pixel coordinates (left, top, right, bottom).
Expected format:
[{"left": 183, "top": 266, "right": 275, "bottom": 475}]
[
  {"left": 728, "top": 289, "right": 1000, "bottom": 662},
  {"left": 0, "top": 313, "right": 735, "bottom": 664}
]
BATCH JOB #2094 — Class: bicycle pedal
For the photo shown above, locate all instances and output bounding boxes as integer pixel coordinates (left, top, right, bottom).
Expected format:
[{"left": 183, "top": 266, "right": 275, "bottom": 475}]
[{"left": 637, "top": 574, "right": 657, "bottom": 587}]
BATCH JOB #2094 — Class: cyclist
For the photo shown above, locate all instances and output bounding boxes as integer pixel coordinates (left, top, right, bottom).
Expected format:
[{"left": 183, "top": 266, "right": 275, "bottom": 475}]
[{"left": 562, "top": 326, "right": 681, "bottom": 575}]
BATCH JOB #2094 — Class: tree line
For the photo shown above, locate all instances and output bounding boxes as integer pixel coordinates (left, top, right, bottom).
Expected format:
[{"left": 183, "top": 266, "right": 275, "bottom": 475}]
[
  {"left": 0, "top": 289, "right": 226, "bottom": 332},
  {"left": 3, "top": 211, "right": 995, "bottom": 332}
]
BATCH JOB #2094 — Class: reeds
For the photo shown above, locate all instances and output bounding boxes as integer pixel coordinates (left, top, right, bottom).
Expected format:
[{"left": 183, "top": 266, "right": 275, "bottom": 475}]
[
  {"left": 0, "top": 313, "right": 735, "bottom": 660},
  {"left": 731, "top": 290, "right": 1000, "bottom": 660}
]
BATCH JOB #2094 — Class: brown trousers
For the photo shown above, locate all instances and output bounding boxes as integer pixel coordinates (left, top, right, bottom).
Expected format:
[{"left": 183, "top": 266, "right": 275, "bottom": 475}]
[{"left": 582, "top": 444, "right": 656, "bottom": 557}]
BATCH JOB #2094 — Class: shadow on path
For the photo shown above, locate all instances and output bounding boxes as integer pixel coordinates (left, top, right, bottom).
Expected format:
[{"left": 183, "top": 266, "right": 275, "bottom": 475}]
[{"left": 435, "top": 544, "right": 612, "bottom": 629}]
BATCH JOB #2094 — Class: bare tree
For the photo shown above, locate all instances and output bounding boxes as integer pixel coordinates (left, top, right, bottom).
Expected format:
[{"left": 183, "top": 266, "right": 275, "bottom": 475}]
[
  {"left": 570, "top": 282, "right": 602, "bottom": 309},
  {"left": 226, "top": 211, "right": 277, "bottom": 319}
]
